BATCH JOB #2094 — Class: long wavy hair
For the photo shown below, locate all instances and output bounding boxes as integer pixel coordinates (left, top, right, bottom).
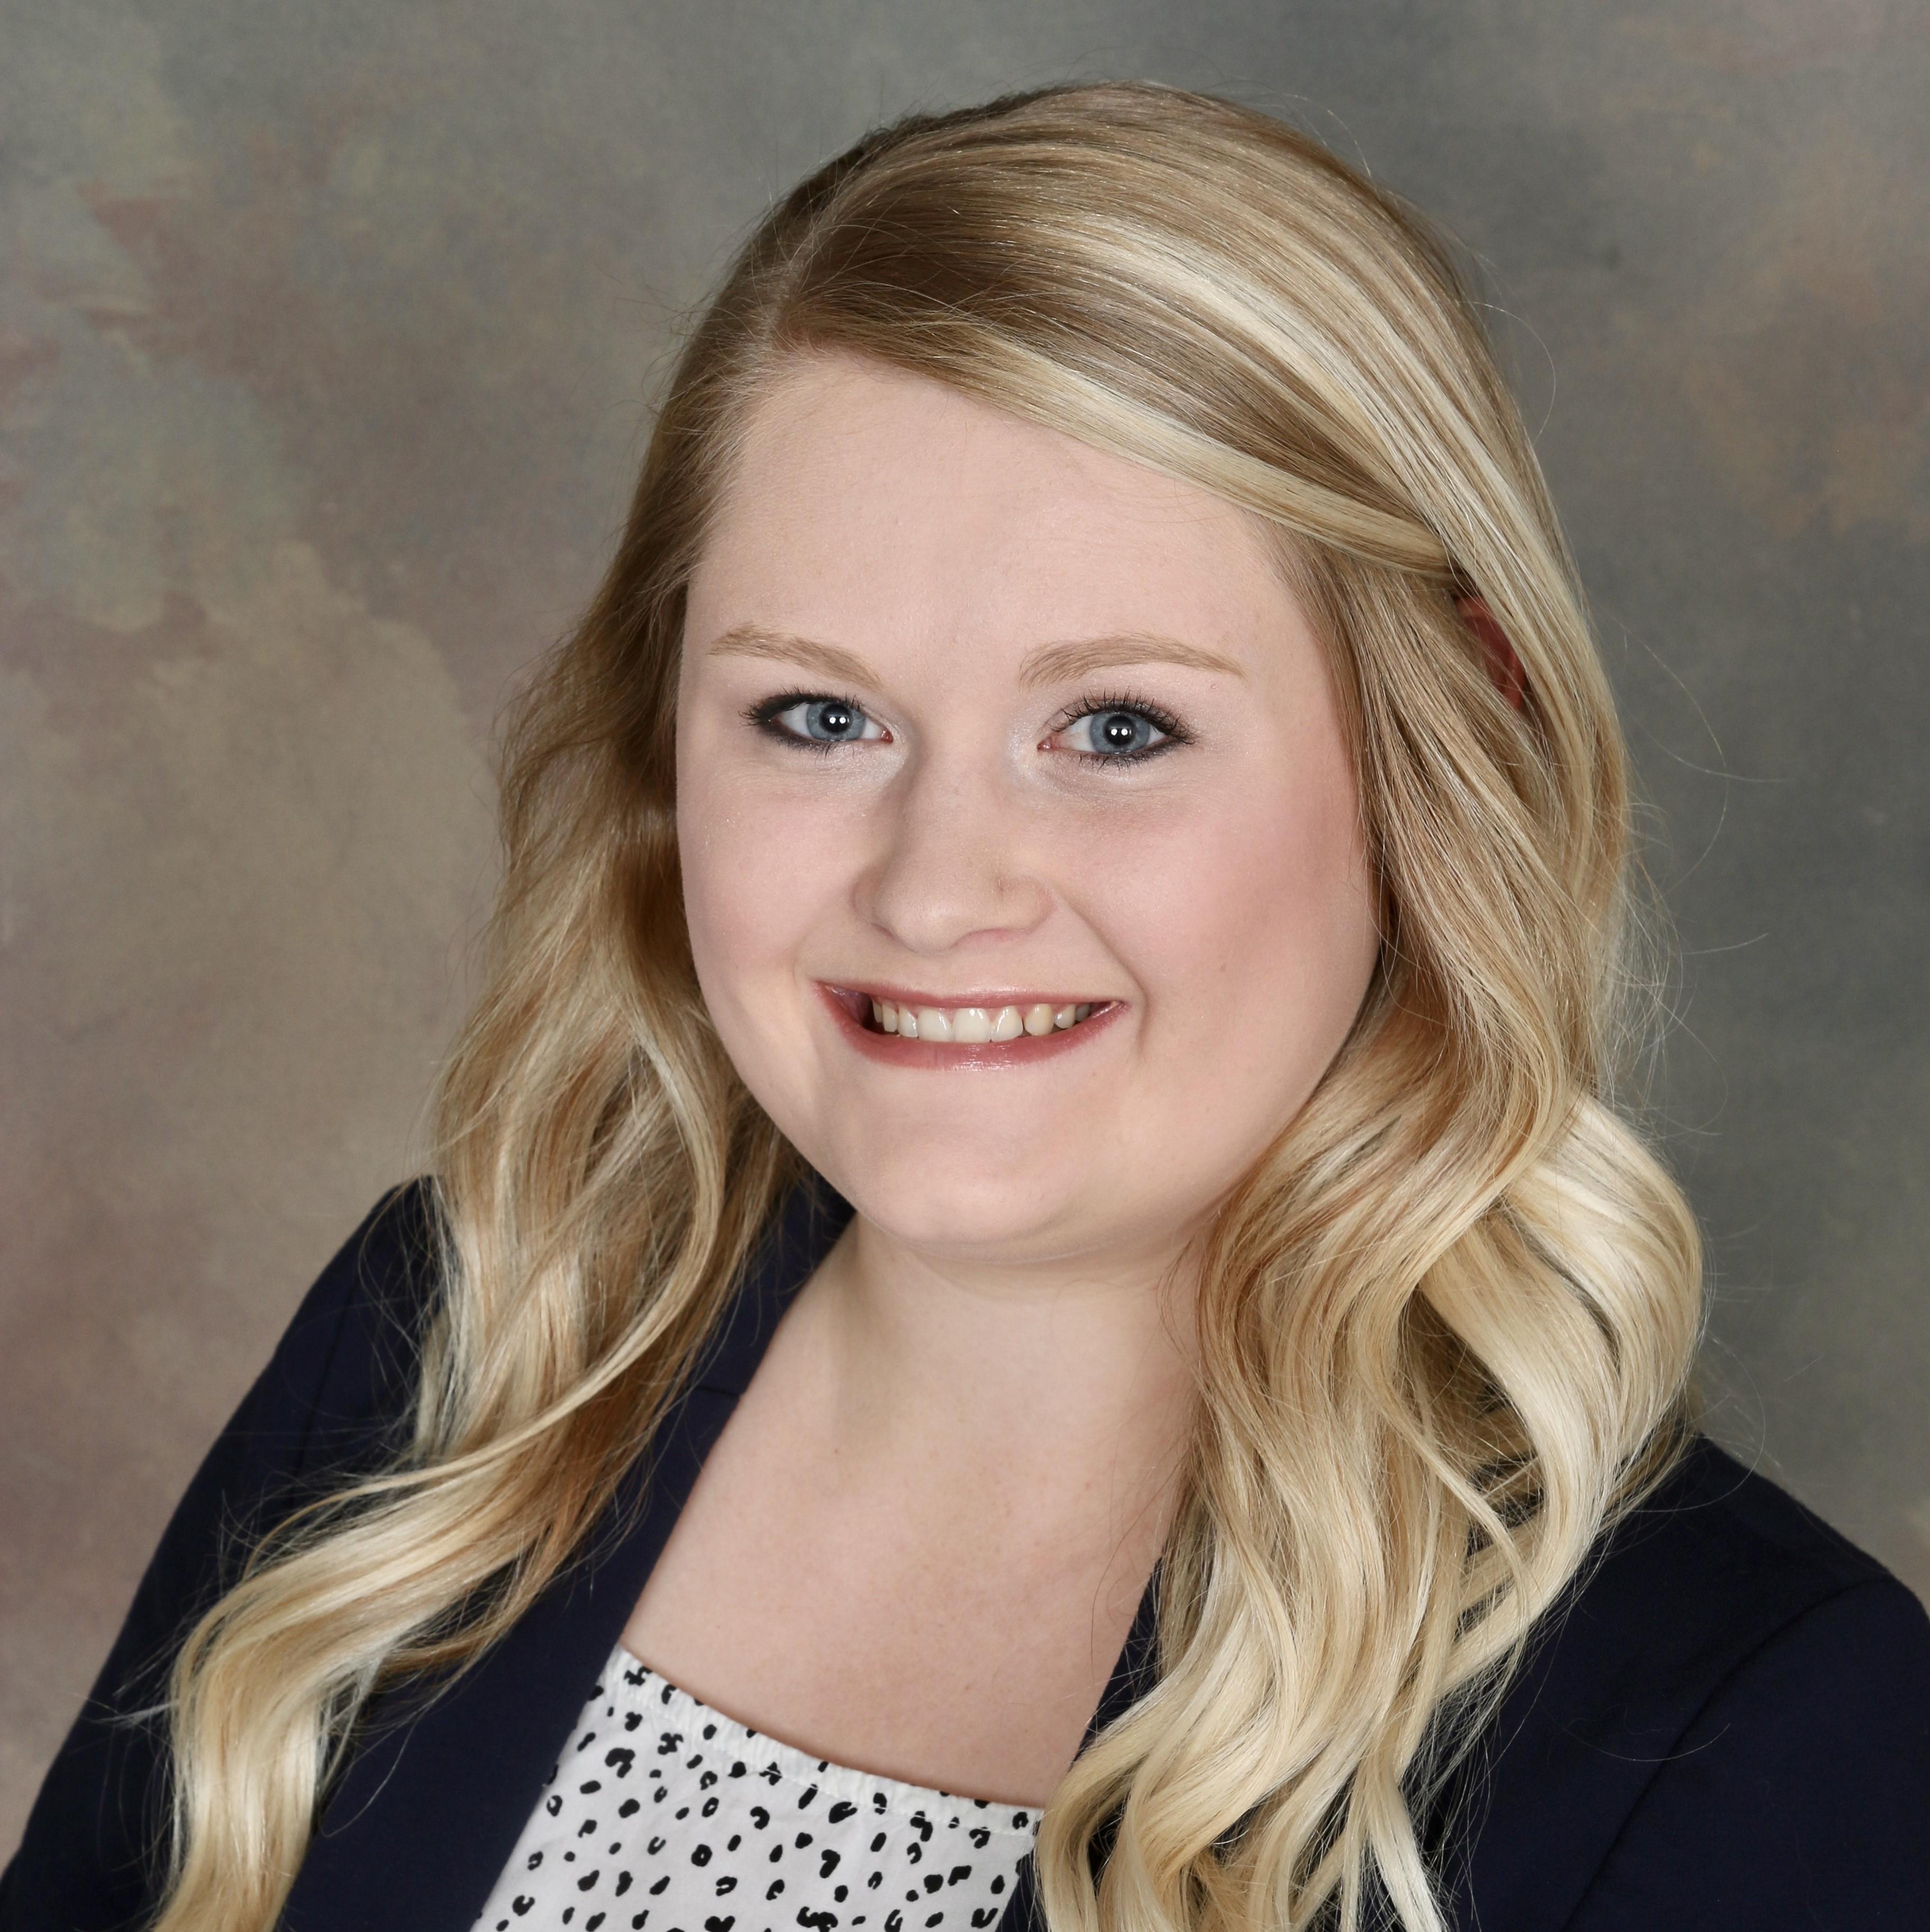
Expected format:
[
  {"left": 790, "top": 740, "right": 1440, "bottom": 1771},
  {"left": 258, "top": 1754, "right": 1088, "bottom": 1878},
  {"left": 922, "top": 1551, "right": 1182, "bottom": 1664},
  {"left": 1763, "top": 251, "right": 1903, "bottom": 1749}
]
[{"left": 154, "top": 82, "right": 1704, "bottom": 1932}]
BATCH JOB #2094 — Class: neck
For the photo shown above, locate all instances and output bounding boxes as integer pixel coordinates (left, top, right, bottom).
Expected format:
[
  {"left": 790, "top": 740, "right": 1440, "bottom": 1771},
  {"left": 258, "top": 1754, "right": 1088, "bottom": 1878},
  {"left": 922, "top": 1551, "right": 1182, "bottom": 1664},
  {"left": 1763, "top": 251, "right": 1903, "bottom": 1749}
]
[{"left": 796, "top": 1210, "right": 1203, "bottom": 1532}]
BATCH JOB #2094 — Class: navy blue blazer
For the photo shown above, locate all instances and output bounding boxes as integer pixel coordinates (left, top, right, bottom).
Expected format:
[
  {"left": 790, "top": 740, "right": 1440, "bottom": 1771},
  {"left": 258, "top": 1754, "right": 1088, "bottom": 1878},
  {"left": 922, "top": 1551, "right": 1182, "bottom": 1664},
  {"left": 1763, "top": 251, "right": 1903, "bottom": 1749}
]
[{"left": 6, "top": 1178, "right": 1929, "bottom": 1931}]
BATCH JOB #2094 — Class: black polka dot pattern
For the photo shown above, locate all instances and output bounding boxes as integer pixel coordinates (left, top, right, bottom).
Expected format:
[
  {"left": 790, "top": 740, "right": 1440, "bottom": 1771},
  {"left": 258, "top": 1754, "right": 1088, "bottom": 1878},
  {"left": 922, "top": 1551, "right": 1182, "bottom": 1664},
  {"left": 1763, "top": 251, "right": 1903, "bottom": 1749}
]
[{"left": 471, "top": 1646, "right": 1037, "bottom": 1932}]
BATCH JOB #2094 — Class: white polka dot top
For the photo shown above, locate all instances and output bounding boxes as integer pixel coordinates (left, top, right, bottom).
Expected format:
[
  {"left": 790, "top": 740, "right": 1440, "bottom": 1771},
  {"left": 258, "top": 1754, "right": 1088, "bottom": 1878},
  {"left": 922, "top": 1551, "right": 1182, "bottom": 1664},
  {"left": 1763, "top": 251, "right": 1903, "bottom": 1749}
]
[{"left": 471, "top": 1645, "right": 1039, "bottom": 1932}]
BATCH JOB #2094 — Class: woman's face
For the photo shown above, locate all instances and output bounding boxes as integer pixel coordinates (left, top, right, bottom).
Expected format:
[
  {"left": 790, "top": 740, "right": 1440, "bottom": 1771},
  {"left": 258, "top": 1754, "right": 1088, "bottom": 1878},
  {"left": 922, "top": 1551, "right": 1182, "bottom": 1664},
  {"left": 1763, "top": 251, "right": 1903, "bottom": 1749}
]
[{"left": 676, "top": 354, "right": 1381, "bottom": 1273}]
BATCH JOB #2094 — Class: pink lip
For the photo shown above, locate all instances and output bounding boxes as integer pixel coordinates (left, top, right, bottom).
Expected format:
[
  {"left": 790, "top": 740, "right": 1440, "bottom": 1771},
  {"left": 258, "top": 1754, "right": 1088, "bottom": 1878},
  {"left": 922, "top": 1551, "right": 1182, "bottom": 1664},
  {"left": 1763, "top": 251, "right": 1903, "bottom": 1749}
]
[{"left": 813, "top": 983, "right": 1125, "bottom": 1070}]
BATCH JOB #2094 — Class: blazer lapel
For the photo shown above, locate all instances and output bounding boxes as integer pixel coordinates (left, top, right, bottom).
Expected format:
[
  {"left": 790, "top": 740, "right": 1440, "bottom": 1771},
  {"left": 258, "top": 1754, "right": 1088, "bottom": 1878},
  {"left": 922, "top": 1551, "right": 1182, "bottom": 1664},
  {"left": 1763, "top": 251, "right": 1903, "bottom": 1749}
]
[
  {"left": 279, "top": 1171, "right": 1162, "bottom": 1932},
  {"left": 279, "top": 1176, "right": 855, "bottom": 1932}
]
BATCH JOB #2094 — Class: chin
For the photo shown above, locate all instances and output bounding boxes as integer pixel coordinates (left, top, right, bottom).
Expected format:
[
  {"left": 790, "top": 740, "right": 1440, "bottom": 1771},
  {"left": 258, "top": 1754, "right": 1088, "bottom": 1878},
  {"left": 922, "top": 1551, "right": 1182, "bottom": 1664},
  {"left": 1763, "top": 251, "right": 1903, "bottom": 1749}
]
[{"left": 817, "top": 1136, "right": 1093, "bottom": 1260}]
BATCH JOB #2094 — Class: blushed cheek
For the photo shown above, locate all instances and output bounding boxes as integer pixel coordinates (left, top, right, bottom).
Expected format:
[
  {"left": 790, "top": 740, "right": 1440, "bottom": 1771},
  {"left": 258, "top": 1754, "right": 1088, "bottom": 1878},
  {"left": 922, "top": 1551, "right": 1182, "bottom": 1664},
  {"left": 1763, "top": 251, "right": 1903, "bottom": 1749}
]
[
  {"left": 678, "top": 800, "right": 811, "bottom": 1134},
  {"left": 683, "top": 827, "right": 769, "bottom": 1002},
  {"left": 675, "top": 735, "right": 782, "bottom": 1024},
  {"left": 1128, "top": 774, "right": 1377, "bottom": 1082},
  {"left": 676, "top": 740, "right": 852, "bottom": 1038}
]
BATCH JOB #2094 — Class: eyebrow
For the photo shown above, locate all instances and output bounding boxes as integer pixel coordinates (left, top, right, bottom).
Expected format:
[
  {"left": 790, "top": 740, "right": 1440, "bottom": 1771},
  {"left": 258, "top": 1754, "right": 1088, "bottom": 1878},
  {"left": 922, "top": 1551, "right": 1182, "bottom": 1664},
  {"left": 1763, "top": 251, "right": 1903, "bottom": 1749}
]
[
  {"left": 706, "top": 624, "right": 880, "bottom": 688},
  {"left": 705, "top": 622, "right": 1246, "bottom": 689},
  {"left": 1019, "top": 633, "right": 1246, "bottom": 689}
]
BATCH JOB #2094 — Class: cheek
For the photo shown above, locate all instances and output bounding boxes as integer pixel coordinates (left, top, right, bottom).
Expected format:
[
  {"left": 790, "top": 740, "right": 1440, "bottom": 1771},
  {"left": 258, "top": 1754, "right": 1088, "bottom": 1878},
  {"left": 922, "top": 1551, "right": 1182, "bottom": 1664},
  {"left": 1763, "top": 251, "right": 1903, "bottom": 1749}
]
[
  {"left": 676, "top": 730, "right": 786, "bottom": 1007},
  {"left": 674, "top": 721, "right": 854, "bottom": 1019},
  {"left": 1092, "top": 754, "right": 1377, "bottom": 1084}
]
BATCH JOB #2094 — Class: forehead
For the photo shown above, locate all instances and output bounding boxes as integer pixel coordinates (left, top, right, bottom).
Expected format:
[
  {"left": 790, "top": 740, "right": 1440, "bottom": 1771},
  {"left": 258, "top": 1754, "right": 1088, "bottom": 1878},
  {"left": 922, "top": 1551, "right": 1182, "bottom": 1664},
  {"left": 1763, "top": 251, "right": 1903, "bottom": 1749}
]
[{"left": 685, "top": 353, "right": 1300, "bottom": 669}]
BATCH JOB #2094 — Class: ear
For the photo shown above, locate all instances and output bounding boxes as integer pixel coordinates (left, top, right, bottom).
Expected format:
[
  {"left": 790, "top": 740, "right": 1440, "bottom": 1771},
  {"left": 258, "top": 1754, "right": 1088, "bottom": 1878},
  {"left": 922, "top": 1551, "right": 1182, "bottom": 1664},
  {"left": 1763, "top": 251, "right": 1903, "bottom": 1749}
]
[{"left": 1457, "top": 594, "right": 1527, "bottom": 713}]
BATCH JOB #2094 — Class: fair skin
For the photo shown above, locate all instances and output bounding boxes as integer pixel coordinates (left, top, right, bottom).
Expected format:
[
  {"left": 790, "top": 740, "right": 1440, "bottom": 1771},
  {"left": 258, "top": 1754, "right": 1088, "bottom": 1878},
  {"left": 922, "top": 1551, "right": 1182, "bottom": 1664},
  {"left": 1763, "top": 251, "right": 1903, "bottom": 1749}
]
[{"left": 624, "top": 353, "right": 1383, "bottom": 1805}]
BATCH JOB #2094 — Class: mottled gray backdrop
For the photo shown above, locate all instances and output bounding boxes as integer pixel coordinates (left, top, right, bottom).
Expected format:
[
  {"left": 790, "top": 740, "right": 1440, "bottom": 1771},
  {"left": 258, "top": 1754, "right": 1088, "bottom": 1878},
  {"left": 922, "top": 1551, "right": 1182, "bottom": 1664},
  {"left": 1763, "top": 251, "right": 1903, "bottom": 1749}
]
[{"left": 3, "top": 0, "right": 1925, "bottom": 1849}]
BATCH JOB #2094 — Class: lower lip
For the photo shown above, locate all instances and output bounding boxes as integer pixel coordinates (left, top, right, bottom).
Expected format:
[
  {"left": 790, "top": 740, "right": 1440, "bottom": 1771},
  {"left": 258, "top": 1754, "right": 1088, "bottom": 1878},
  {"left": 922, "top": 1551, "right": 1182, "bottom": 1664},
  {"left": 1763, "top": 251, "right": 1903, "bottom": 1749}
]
[{"left": 815, "top": 986, "right": 1124, "bottom": 1069}]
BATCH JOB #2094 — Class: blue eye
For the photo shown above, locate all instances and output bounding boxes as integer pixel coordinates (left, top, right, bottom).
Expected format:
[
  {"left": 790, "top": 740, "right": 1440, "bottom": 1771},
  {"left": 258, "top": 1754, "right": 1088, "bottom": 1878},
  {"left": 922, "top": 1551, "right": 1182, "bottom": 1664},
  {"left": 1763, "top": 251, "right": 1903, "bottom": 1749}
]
[
  {"left": 1060, "top": 702, "right": 1179, "bottom": 762},
  {"left": 753, "top": 694, "right": 887, "bottom": 746},
  {"left": 796, "top": 699, "right": 864, "bottom": 741}
]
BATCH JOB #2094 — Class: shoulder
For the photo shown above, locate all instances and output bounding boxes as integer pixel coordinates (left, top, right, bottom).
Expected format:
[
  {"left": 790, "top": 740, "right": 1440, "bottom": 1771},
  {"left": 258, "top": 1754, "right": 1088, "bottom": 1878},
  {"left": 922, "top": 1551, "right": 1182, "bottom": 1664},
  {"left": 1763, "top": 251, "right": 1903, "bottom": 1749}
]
[
  {"left": 109, "top": 1172, "right": 445, "bottom": 1650},
  {"left": 1519, "top": 1435, "right": 1919, "bottom": 1746},
  {"left": 251, "top": 1175, "right": 447, "bottom": 1482},
  {"left": 1447, "top": 1437, "right": 1930, "bottom": 1931},
  {"left": 0, "top": 1181, "right": 445, "bottom": 1932}
]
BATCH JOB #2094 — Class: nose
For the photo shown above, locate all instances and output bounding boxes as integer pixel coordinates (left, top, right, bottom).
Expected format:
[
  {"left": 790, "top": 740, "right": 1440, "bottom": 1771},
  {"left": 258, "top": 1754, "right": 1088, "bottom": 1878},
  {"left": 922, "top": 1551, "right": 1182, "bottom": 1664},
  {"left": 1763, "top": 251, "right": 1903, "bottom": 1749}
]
[{"left": 855, "top": 748, "right": 1054, "bottom": 956}]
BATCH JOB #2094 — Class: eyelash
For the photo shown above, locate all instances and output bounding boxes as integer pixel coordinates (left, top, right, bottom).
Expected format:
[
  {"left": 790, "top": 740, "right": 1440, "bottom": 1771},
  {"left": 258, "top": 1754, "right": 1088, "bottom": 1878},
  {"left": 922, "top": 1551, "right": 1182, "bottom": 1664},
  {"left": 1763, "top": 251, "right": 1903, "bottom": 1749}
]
[
  {"left": 1050, "top": 688, "right": 1190, "bottom": 767},
  {"left": 743, "top": 687, "right": 1191, "bottom": 765},
  {"left": 743, "top": 688, "right": 869, "bottom": 757}
]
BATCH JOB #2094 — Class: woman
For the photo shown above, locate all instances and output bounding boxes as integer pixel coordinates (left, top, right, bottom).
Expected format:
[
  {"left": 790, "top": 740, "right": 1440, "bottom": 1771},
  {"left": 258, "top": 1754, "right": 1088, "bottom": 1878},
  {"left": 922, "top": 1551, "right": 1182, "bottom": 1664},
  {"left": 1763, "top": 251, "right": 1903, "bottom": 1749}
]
[{"left": 6, "top": 81, "right": 1926, "bottom": 1932}]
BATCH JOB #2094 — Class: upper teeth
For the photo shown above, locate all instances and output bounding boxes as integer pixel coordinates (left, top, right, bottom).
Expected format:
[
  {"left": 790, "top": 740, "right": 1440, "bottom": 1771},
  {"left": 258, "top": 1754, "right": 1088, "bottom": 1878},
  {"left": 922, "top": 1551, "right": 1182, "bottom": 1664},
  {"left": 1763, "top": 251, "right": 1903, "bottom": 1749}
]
[{"left": 870, "top": 999, "right": 1095, "bottom": 1041}]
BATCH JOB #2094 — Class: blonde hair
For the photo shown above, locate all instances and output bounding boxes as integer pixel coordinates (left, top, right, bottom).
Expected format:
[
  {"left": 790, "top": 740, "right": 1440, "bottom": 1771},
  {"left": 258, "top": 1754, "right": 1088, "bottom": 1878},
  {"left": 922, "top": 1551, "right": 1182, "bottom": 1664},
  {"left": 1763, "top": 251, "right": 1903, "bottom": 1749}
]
[{"left": 155, "top": 82, "right": 1703, "bottom": 1932}]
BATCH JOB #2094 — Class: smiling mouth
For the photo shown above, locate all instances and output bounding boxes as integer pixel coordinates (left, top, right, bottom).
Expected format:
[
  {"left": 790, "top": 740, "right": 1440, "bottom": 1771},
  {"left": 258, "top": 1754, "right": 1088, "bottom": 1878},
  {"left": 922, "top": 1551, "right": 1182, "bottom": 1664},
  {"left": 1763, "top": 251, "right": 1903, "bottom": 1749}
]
[{"left": 827, "top": 988, "right": 1110, "bottom": 1043}]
